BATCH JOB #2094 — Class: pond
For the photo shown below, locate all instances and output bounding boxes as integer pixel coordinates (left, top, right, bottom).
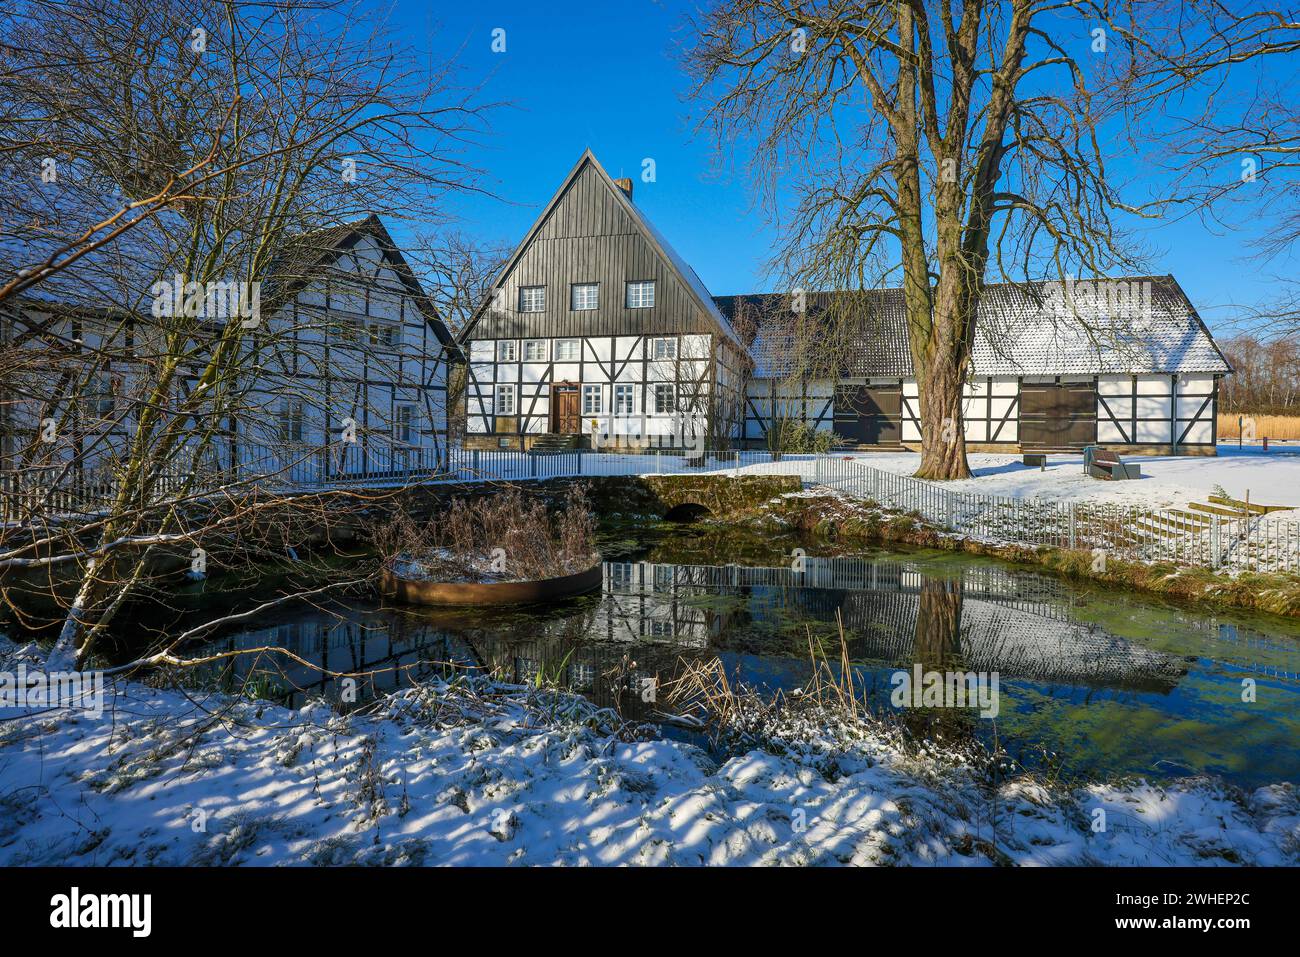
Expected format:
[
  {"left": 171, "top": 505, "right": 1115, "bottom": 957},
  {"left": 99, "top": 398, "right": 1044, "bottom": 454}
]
[{"left": 181, "top": 518, "right": 1300, "bottom": 790}]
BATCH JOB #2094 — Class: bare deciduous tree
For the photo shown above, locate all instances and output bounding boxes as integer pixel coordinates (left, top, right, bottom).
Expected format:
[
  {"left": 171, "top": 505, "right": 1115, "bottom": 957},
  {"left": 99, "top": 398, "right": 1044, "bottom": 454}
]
[
  {"left": 0, "top": 0, "right": 490, "bottom": 669},
  {"left": 683, "top": 0, "right": 1299, "bottom": 478}
]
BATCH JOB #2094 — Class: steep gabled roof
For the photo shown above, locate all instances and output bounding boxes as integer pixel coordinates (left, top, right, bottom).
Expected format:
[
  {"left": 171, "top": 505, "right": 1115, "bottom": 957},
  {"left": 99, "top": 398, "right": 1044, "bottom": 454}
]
[
  {"left": 458, "top": 149, "right": 741, "bottom": 346},
  {"left": 1, "top": 179, "right": 458, "bottom": 355},
  {"left": 266, "top": 213, "right": 458, "bottom": 353},
  {"left": 715, "top": 276, "right": 1230, "bottom": 378}
]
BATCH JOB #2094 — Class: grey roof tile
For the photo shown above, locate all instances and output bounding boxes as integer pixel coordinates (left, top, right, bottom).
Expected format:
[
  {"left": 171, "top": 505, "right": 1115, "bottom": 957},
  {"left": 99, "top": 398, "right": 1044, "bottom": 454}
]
[{"left": 715, "top": 276, "right": 1228, "bottom": 378}]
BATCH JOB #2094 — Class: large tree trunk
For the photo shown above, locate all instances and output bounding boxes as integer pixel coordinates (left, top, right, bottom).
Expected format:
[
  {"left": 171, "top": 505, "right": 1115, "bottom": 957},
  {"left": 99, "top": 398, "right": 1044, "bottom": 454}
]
[
  {"left": 892, "top": 3, "right": 972, "bottom": 482},
  {"left": 914, "top": 349, "right": 972, "bottom": 480},
  {"left": 914, "top": 282, "right": 974, "bottom": 480}
]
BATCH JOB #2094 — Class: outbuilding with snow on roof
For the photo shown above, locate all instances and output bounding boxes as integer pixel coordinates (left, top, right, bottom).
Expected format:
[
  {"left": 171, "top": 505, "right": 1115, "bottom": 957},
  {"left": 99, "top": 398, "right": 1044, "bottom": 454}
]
[{"left": 717, "top": 276, "right": 1231, "bottom": 455}]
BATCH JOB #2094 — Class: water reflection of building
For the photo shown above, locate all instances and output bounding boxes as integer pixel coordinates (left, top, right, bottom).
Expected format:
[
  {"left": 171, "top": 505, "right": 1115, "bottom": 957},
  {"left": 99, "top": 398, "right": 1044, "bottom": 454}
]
[
  {"left": 708, "top": 557, "right": 1187, "bottom": 691},
  {"left": 197, "top": 555, "right": 1189, "bottom": 716},
  {"left": 466, "top": 562, "right": 729, "bottom": 720}
]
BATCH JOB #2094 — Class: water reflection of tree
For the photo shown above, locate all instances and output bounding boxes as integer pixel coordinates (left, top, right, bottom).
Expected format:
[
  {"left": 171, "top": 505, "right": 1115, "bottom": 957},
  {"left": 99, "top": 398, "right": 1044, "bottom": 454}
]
[
  {"left": 914, "top": 577, "right": 964, "bottom": 667},
  {"left": 901, "top": 576, "right": 979, "bottom": 744}
]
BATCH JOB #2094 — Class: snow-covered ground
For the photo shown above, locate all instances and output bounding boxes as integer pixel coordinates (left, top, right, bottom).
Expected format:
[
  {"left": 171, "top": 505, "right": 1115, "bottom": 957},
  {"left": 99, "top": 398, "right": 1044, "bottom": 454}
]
[
  {"left": 2, "top": 639, "right": 1296, "bottom": 866},
  {"left": 833, "top": 444, "right": 1300, "bottom": 512}
]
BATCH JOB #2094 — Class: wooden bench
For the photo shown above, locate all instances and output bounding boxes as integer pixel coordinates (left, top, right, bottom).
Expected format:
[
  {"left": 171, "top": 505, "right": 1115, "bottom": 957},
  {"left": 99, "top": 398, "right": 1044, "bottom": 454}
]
[
  {"left": 1084, "top": 446, "right": 1140, "bottom": 481},
  {"left": 1022, "top": 453, "right": 1047, "bottom": 471}
]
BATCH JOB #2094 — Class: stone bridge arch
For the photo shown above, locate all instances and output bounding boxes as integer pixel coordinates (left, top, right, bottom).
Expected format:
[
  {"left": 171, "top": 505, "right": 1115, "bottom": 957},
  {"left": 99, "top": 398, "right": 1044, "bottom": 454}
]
[{"left": 637, "top": 475, "right": 801, "bottom": 519}]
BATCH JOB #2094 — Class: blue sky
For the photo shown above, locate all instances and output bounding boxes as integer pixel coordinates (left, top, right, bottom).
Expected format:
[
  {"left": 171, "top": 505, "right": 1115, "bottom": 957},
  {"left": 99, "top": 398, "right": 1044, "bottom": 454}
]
[{"left": 396, "top": 0, "right": 1295, "bottom": 335}]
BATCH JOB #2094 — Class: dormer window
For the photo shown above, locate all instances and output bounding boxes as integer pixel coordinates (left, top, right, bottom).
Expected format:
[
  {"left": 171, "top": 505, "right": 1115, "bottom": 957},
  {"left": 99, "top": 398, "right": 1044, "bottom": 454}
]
[
  {"left": 571, "top": 283, "right": 599, "bottom": 311},
  {"left": 626, "top": 280, "right": 655, "bottom": 309},
  {"left": 519, "top": 286, "right": 546, "bottom": 313}
]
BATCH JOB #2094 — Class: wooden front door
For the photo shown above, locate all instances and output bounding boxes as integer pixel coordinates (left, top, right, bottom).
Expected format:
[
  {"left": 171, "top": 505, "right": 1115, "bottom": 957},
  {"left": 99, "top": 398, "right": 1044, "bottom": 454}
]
[
  {"left": 834, "top": 384, "right": 902, "bottom": 445},
  {"left": 552, "top": 384, "right": 580, "bottom": 433}
]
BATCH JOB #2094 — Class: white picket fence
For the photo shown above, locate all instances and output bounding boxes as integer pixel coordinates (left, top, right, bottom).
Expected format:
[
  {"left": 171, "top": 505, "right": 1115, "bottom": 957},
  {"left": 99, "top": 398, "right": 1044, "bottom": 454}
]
[{"left": 814, "top": 455, "right": 1300, "bottom": 574}]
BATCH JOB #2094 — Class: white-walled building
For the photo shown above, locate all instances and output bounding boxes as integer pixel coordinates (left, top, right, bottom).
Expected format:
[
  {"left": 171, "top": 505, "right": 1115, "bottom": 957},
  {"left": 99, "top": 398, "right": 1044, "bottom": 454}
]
[
  {"left": 458, "top": 151, "right": 747, "bottom": 451},
  {"left": 720, "top": 280, "right": 1229, "bottom": 454},
  {"left": 0, "top": 215, "right": 456, "bottom": 478},
  {"left": 461, "top": 151, "right": 1230, "bottom": 456}
]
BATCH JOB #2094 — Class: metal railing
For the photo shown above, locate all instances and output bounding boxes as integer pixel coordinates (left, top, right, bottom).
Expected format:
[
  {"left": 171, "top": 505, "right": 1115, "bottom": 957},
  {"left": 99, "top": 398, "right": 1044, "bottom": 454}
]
[
  {"left": 6, "top": 445, "right": 1297, "bottom": 575},
  {"left": 0, "top": 445, "right": 814, "bottom": 522},
  {"left": 814, "top": 455, "right": 1300, "bottom": 574}
]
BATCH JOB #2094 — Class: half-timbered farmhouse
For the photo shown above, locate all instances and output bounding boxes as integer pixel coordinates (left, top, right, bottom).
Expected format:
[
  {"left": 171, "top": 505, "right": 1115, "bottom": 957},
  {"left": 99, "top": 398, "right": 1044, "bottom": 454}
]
[
  {"left": 459, "top": 151, "right": 748, "bottom": 451},
  {"left": 460, "top": 151, "right": 1230, "bottom": 456},
  {"left": 0, "top": 214, "right": 457, "bottom": 477}
]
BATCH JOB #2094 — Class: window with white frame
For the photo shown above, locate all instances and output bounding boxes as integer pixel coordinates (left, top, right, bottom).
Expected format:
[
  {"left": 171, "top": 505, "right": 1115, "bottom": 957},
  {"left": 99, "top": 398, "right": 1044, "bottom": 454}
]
[
  {"left": 555, "top": 338, "right": 580, "bottom": 361},
  {"left": 608, "top": 562, "right": 633, "bottom": 591},
  {"left": 626, "top": 280, "right": 655, "bottom": 309},
  {"left": 582, "top": 385, "right": 602, "bottom": 415},
  {"left": 650, "top": 337, "right": 677, "bottom": 360},
  {"left": 368, "top": 320, "right": 401, "bottom": 348},
  {"left": 278, "top": 399, "right": 305, "bottom": 442},
  {"left": 496, "top": 339, "right": 517, "bottom": 362},
  {"left": 394, "top": 404, "right": 418, "bottom": 443},
  {"left": 332, "top": 318, "right": 361, "bottom": 343},
  {"left": 519, "top": 286, "right": 546, "bottom": 313},
  {"left": 614, "top": 384, "right": 634, "bottom": 415},
  {"left": 523, "top": 339, "right": 547, "bottom": 362},
  {"left": 571, "top": 283, "right": 599, "bottom": 311},
  {"left": 495, "top": 384, "right": 516, "bottom": 416},
  {"left": 654, "top": 384, "right": 675, "bottom": 414}
]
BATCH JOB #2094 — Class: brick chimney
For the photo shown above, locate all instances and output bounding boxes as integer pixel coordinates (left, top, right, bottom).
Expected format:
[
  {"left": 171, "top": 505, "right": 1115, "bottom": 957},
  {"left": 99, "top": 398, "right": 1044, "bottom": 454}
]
[{"left": 612, "top": 177, "right": 634, "bottom": 201}]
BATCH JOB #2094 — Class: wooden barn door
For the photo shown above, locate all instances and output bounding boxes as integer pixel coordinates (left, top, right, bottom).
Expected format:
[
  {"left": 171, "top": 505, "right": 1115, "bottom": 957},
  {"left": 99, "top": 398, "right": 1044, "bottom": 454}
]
[
  {"left": 834, "top": 384, "right": 902, "bottom": 445},
  {"left": 1019, "top": 381, "right": 1096, "bottom": 448}
]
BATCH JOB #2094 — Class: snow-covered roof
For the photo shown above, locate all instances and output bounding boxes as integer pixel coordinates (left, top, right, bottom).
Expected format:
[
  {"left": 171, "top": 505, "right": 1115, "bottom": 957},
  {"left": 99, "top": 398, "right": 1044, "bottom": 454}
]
[
  {"left": 0, "top": 159, "right": 191, "bottom": 315},
  {"left": 716, "top": 277, "right": 1230, "bottom": 378}
]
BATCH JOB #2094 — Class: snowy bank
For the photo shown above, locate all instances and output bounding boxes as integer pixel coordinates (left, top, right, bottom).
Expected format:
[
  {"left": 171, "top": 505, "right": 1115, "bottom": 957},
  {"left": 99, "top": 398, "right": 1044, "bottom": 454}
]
[
  {"left": 822, "top": 446, "right": 1300, "bottom": 512},
  {"left": 1, "top": 639, "right": 1296, "bottom": 866}
]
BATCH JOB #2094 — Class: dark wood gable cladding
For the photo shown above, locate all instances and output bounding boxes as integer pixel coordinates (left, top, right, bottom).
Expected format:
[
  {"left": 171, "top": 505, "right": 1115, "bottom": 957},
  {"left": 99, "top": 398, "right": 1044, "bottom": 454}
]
[{"left": 464, "top": 155, "right": 727, "bottom": 342}]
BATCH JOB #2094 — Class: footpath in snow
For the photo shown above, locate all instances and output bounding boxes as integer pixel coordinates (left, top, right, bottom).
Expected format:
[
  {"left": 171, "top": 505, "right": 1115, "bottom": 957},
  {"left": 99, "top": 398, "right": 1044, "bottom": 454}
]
[{"left": 1, "top": 638, "right": 1296, "bottom": 866}]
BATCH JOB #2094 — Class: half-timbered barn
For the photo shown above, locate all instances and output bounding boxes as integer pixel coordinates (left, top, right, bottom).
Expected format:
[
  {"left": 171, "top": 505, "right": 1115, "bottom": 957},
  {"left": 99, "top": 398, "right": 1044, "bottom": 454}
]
[
  {"left": 458, "top": 151, "right": 747, "bottom": 451},
  {"left": 718, "top": 277, "right": 1230, "bottom": 455}
]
